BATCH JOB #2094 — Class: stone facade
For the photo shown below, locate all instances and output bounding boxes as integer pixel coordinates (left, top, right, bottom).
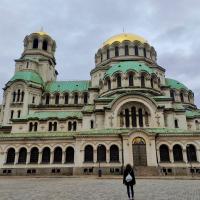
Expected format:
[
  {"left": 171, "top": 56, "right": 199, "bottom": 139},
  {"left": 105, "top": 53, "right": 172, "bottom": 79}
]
[{"left": 0, "top": 32, "right": 200, "bottom": 176}]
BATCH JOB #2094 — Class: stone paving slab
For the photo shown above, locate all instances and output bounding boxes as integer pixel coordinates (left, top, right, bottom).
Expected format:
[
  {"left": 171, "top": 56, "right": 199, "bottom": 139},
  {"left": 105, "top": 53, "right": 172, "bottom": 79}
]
[{"left": 0, "top": 177, "right": 199, "bottom": 200}]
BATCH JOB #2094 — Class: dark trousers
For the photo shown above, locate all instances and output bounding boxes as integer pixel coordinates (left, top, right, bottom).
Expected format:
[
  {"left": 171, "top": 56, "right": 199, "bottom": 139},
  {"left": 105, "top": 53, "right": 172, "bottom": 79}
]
[{"left": 126, "top": 184, "right": 134, "bottom": 198}]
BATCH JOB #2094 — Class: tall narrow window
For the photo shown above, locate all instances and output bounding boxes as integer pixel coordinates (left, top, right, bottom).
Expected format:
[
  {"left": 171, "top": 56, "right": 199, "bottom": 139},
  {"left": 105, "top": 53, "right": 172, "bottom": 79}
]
[
  {"left": 64, "top": 94, "right": 68, "bottom": 104},
  {"left": 21, "top": 91, "right": 24, "bottom": 102},
  {"left": 151, "top": 78, "right": 154, "bottom": 88},
  {"left": 160, "top": 145, "right": 170, "bottom": 162},
  {"left": 42, "top": 40, "right": 48, "bottom": 50},
  {"left": 173, "top": 144, "right": 183, "bottom": 162},
  {"left": 48, "top": 122, "right": 52, "bottom": 131},
  {"left": 145, "top": 112, "right": 149, "bottom": 127},
  {"left": 174, "top": 119, "right": 179, "bottom": 128},
  {"left": 53, "top": 122, "right": 57, "bottom": 131},
  {"left": 180, "top": 92, "right": 184, "bottom": 102},
  {"left": 74, "top": 93, "right": 78, "bottom": 104},
  {"left": 46, "top": 94, "right": 50, "bottom": 105},
  {"left": 110, "top": 145, "right": 119, "bottom": 162},
  {"left": 17, "top": 89, "right": 20, "bottom": 102},
  {"left": 34, "top": 122, "right": 38, "bottom": 131},
  {"left": 6, "top": 148, "right": 15, "bottom": 164},
  {"left": 115, "top": 46, "right": 119, "bottom": 57},
  {"left": 32, "top": 96, "right": 35, "bottom": 104},
  {"left": 107, "top": 49, "right": 110, "bottom": 59},
  {"left": 12, "top": 91, "right": 16, "bottom": 102},
  {"left": 143, "top": 48, "right": 146, "bottom": 57},
  {"left": 107, "top": 78, "right": 111, "bottom": 90},
  {"left": 90, "top": 120, "right": 94, "bottom": 129},
  {"left": 30, "top": 147, "right": 39, "bottom": 164},
  {"left": 116, "top": 74, "right": 121, "bottom": 88},
  {"left": 141, "top": 75, "right": 145, "bottom": 87},
  {"left": 97, "top": 145, "right": 106, "bottom": 162},
  {"left": 42, "top": 147, "right": 50, "bottom": 163},
  {"left": 125, "top": 109, "right": 130, "bottom": 128},
  {"left": 135, "top": 46, "right": 138, "bottom": 56},
  {"left": 55, "top": 94, "right": 59, "bottom": 104},
  {"left": 131, "top": 107, "right": 137, "bottom": 127},
  {"left": 18, "top": 148, "right": 27, "bottom": 164},
  {"left": 33, "top": 38, "right": 38, "bottom": 49},
  {"left": 129, "top": 73, "right": 134, "bottom": 86},
  {"left": 170, "top": 90, "right": 175, "bottom": 101},
  {"left": 65, "top": 147, "right": 74, "bottom": 163},
  {"left": 84, "top": 145, "right": 93, "bottom": 162},
  {"left": 125, "top": 45, "right": 129, "bottom": 56},
  {"left": 138, "top": 108, "right": 143, "bottom": 127},
  {"left": 68, "top": 121, "right": 72, "bottom": 131},
  {"left": 83, "top": 93, "right": 88, "bottom": 104},
  {"left": 10, "top": 110, "right": 14, "bottom": 119},
  {"left": 17, "top": 110, "right": 21, "bottom": 118},
  {"left": 100, "top": 53, "right": 103, "bottom": 62},
  {"left": 73, "top": 121, "right": 77, "bottom": 131},
  {"left": 29, "top": 122, "right": 33, "bottom": 132}
]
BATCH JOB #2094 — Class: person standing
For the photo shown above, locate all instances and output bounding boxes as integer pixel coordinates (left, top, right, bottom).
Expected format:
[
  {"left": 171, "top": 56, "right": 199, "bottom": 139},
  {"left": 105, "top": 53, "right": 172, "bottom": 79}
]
[{"left": 123, "top": 164, "right": 136, "bottom": 200}]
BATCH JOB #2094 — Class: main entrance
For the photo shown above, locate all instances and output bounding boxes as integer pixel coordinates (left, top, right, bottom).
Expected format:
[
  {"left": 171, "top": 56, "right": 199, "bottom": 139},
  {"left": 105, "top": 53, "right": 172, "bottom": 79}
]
[{"left": 132, "top": 137, "right": 147, "bottom": 166}]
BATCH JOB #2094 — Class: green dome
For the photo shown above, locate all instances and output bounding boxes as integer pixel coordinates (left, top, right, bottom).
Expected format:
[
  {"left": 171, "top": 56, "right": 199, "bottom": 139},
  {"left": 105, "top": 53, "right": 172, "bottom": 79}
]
[
  {"left": 104, "top": 61, "right": 154, "bottom": 78},
  {"left": 165, "top": 78, "right": 188, "bottom": 90},
  {"left": 9, "top": 71, "right": 43, "bottom": 85}
]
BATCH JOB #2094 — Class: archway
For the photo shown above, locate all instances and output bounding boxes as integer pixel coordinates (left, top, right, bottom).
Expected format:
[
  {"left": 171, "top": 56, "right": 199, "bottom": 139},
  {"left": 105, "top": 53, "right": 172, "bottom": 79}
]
[{"left": 132, "top": 137, "right": 147, "bottom": 166}]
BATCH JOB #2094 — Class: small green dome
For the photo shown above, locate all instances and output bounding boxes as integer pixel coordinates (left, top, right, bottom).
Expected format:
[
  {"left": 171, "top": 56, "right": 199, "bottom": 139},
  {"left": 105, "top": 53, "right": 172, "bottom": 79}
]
[
  {"left": 165, "top": 78, "right": 188, "bottom": 90},
  {"left": 9, "top": 71, "right": 43, "bottom": 85},
  {"left": 104, "top": 61, "right": 154, "bottom": 79}
]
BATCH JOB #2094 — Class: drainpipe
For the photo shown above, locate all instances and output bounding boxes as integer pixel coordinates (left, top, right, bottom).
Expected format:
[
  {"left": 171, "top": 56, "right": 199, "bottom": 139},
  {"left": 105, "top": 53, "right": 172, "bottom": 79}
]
[{"left": 120, "top": 134, "right": 124, "bottom": 175}]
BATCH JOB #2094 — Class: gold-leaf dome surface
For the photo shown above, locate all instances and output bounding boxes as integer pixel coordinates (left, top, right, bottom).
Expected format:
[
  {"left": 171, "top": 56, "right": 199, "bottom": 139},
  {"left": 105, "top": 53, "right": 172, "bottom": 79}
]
[{"left": 102, "top": 33, "right": 148, "bottom": 47}]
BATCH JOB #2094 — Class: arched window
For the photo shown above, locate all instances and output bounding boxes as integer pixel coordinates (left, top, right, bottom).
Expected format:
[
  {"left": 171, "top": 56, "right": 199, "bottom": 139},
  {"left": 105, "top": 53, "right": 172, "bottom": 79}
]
[
  {"left": 170, "top": 90, "right": 175, "bottom": 101},
  {"left": 73, "top": 121, "right": 77, "bottom": 131},
  {"left": 116, "top": 74, "right": 121, "bottom": 88},
  {"left": 6, "top": 148, "right": 15, "bottom": 164},
  {"left": 68, "top": 121, "right": 72, "bottom": 131},
  {"left": 65, "top": 147, "right": 74, "bottom": 163},
  {"left": 131, "top": 107, "right": 137, "bottom": 127},
  {"left": 115, "top": 46, "right": 119, "bottom": 57},
  {"left": 17, "top": 89, "right": 20, "bottom": 102},
  {"left": 13, "top": 91, "right": 16, "bottom": 102},
  {"left": 125, "top": 45, "right": 129, "bottom": 56},
  {"left": 30, "top": 147, "right": 39, "bottom": 164},
  {"left": 29, "top": 122, "right": 33, "bottom": 132},
  {"left": 17, "top": 110, "right": 21, "bottom": 118},
  {"left": 21, "top": 91, "right": 24, "bottom": 102},
  {"left": 180, "top": 92, "right": 184, "bottom": 102},
  {"left": 83, "top": 93, "right": 88, "bottom": 104},
  {"left": 134, "top": 46, "right": 138, "bottom": 56},
  {"left": 45, "top": 94, "right": 50, "bottom": 105},
  {"left": 129, "top": 73, "right": 134, "bottom": 86},
  {"left": 107, "top": 49, "right": 110, "bottom": 59},
  {"left": 74, "top": 93, "right": 78, "bottom": 104},
  {"left": 42, "top": 40, "right": 48, "bottom": 50},
  {"left": 174, "top": 119, "right": 179, "bottom": 128},
  {"left": 34, "top": 122, "right": 38, "bottom": 132},
  {"left": 18, "top": 148, "right": 27, "bottom": 164},
  {"left": 195, "top": 120, "right": 199, "bottom": 130},
  {"left": 64, "top": 94, "right": 69, "bottom": 104},
  {"left": 110, "top": 145, "right": 119, "bottom": 162},
  {"left": 145, "top": 112, "right": 149, "bottom": 127},
  {"left": 143, "top": 48, "right": 146, "bottom": 57},
  {"left": 141, "top": 75, "right": 145, "bottom": 87},
  {"left": 138, "top": 108, "right": 143, "bottom": 127},
  {"left": 97, "top": 145, "right": 106, "bottom": 162},
  {"left": 42, "top": 147, "right": 50, "bottom": 163},
  {"left": 33, "top": 38, "right": 38, "bottom": 49},
  {"left": 54, "top": 147, "right": 62, "bottom": 163},
  {"left": 159, "top": 145, "right": 170, "bottom": 162},
  {"left": 55, "top": 94, "right": 59, "bottom": 104},
  {"left": 48, "top": 122, "right": 52, "bottom": 131},
  {"left": 186, "top": 144, "right": 197, "bottom": 162},
  {"left": 173, "top": 144, "right": 183, "bottom": 162},
  {"left": 90, "top": 120, "right": 94, "bottom": 129},
  {"left": 84, "top": 145, "right": 93, "bottom": 162},
  {"left": 151, "top": 77, "right": 154, "bottom": 88},
  {"left": 125, "top": 108, "right": 130, "bottom": 128},
  {"left": 53, "top": 122, "right": 57, "bottom": 131},
  {"left": 107, "top": 78, "right": 111, "bottom": 90}
]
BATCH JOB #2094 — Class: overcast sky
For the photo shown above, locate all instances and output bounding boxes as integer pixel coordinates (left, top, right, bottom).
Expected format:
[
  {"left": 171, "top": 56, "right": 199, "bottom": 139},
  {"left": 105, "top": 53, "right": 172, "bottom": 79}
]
[{"left": 0, "top": 0, "right": 200, "bottom": 106}]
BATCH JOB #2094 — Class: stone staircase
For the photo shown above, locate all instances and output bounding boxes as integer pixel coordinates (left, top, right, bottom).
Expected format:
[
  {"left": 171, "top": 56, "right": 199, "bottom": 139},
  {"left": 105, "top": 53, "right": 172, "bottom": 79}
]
[{"left": 134, "top": 166, "right": 160, "bottom": 176}]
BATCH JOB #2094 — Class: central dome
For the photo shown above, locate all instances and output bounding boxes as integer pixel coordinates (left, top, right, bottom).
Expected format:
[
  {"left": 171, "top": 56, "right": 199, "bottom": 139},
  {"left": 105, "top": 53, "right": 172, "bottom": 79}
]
[{"left": 102, "top": 33, "right": 148, "bottom": 47}]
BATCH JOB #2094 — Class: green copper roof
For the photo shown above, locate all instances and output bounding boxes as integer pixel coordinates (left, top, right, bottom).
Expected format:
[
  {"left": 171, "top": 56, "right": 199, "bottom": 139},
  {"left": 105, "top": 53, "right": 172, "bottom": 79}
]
[
  {"left": 45, "top": 81, "right": 91, "bottom": 93},
  {"left": 104, "top": 61, "right": 154, "bottom": 78},
  {"left": 165, "top": 78, "right": 188, "bottom": 90},
  {"left": 9, "top": 71, "right": 43, "bottom": 85},
  {"left": 18, "top": 111, "right": 83, "bottom": 120},
  {"left": 186, "top": 110, "right": 200, "bottom": 118}
]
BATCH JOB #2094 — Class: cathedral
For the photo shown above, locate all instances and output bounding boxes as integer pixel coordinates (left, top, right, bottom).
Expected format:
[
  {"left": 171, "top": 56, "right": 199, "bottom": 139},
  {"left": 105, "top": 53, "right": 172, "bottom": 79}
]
[{"left": 0, "top": 31, "right": 199, "bottom": 176}]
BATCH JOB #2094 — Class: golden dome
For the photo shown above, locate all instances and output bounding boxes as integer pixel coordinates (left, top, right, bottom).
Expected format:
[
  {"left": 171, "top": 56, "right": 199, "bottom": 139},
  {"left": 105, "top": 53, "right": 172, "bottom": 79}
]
[
  {"left": 33, "top": 31, "right": 49, "bottom": 36},
  {"left": 102, "top": 33, "right": 148, "bottom": 47}
]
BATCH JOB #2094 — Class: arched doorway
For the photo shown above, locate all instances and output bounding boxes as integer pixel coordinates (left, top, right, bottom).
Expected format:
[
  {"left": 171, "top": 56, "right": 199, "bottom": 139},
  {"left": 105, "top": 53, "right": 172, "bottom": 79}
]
[{"left": 132, "top": 137, "right": 147, "bottom": 166}]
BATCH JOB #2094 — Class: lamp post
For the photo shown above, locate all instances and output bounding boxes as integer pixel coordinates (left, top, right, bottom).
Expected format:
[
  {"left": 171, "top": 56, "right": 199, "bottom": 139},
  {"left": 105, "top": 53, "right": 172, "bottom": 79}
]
[
  {"left": 98, "top": 144, "right": 102, "bottom": 177},
  {"left": 186, "top": 144, "right": 193, "bottom": 177}
]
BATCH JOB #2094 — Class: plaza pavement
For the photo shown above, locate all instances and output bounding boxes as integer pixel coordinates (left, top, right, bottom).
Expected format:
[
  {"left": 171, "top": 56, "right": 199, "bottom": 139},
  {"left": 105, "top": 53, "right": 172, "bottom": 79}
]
[{"left": 0, "top": 177, "right": 199, "bottom": 200}]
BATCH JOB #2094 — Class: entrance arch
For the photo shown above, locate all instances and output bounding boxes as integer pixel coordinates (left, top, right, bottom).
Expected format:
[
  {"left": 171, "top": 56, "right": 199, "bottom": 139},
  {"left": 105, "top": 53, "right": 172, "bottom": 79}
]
[{"left": 132, "top": 137, "right": 147, "bottom": 166}]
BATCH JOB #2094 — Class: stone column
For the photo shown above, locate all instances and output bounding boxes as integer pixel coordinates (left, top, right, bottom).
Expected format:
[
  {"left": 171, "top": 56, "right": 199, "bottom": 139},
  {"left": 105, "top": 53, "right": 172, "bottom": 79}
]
[
  {"left": 38, "top": 38, "right": 43, "bottom": 49},
  {"left": 196, "top": 149, "right": 200, "bottom": 162},
  {"left": 157, "top": 149, "right": 160, "bottom": 163},
  {"left": 106, "top": 150, "right": 110, "bottom": 163},
  {"left": 129, "top": 110, "right": 132, "bottom": 128},
  {"left": 183, "top": 149, "right": 187, "bottom": 163},
  {"left": 50, "top": 151, "right": 54, "bottom": 164},
  {"left": 94, "top": 150, "right": 97, "bottom": 163},
  {"left": 14, "top": 152, "right": 19, "bottom": 164},
  {"left": 38, "top": 151, "right": 42, "bottom": 164},
  {"left": 136, "top": 113, "right": 139, "bottom": 128},
  {"left": 26, "top": 152, "right": 31, "bottom": 164},
  {"left": 62, "top": 151, "right": 66, "bottom": 164},
  {"left": 169, "top": 149, "right": 174, "bottom": 163}
]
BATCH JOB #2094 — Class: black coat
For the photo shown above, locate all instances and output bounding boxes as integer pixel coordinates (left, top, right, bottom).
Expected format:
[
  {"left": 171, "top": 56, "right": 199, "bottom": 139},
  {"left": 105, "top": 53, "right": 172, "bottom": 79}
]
[{"left": 123, "top": 168, "right": 136, "bottom": 186}]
